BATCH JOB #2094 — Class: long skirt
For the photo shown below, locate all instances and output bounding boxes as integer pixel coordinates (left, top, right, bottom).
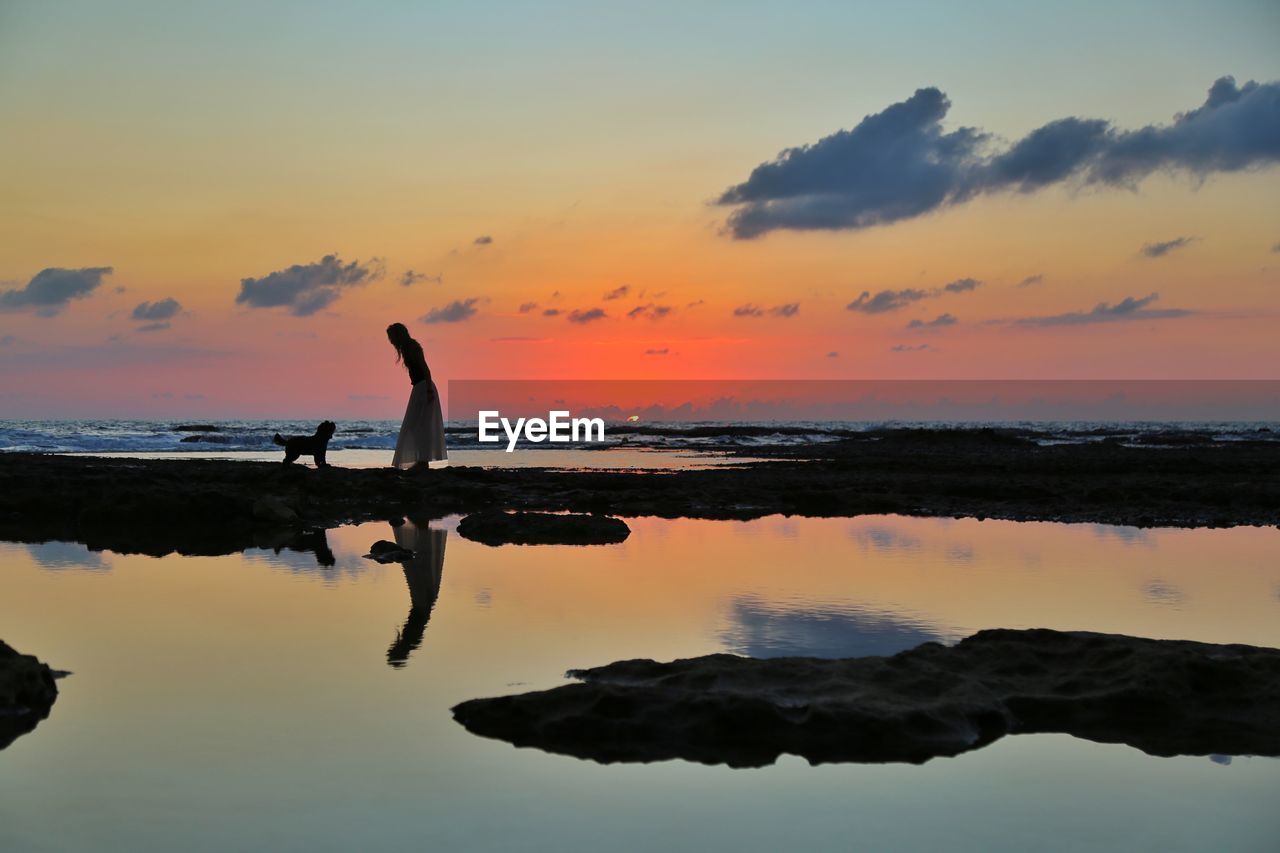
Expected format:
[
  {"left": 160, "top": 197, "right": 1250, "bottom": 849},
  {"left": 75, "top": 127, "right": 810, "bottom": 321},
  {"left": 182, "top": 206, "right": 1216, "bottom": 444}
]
[{"left": 392, "top": 380, "right": 447, "bottom": 468}]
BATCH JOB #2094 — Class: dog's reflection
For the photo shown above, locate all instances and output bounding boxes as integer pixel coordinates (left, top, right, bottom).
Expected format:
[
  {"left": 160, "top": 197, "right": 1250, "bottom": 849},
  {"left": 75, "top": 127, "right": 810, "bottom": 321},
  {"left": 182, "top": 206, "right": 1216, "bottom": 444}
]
[{"left": 386, "top": 518, "right": 448, "bottom": 668}]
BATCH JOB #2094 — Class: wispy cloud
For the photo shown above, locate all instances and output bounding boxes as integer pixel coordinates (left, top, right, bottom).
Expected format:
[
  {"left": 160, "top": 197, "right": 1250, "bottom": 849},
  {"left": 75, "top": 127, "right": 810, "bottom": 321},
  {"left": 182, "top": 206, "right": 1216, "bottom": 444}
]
[
  {"left": 567, "top": 307, "right": 607, "bottom": 324},
  {"left": 891, "top": 343, "right": 933, "bottom": 352},
  {"left": 718, "top": 76, "right": 1280, "bottom": 238},
  {"left": 1011, "top": 293, "right": 1193, "bottom": 326},
  {"left": 627, "top": 303, "right": 674, "bottom": 320},
  {"left": 236, "top": 254, "right": 380, "bottom": 316},
  {"left": 421, "top": 297, "right": 480, "bottom": 323},
  {"left": 603, "top": 285, "right": 630, "bottom": 300},
  {"left": 401, "top": 270, "right": 442, "bottom": 287},
  {"left": 847, "top": 278, "right": 980, "bottom": 314},
  {"left": 907, "top": 312, "right": 957, "bottom": 329},
  {"left": 644, "top": 347, "right": 670, "bottom": 356},
  {"left": 1141, "top": 236, "right": 1196, "bottom": 258},
  {"left": 0, "top": 266, "right": 113, "bottom": 316},
  {"left": 734, "top": 302, "right": 799, "bottom": 318},
  {"left": 473, "top": 235, "right": 493, "bottom": 246},
  {"left": 1017, "top": 274, "right": 1044, "bottom": 287}
]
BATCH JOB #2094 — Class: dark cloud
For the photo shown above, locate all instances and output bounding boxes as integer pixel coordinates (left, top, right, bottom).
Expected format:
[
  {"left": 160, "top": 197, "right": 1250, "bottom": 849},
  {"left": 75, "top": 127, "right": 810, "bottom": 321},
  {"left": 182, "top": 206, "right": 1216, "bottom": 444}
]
[
  {"left": 401, "top": 270, "right": 442, "bottom": 287},
  {"left": 542, "top": 308, "right": 561, "bottom": 317},
  {"left": 644, "top": 347, "right": 670, "bottom": 356},
  {"left": 848, "top": 278, "right": 979, "bottom": 313},
  {"left": 131, "top": 298, "right": 182, "bottom": 321},
  {"left": 826, "top": 351, "right": 839, "bottom": 358},
  {"left": 136, "top": 322, "right": 171, "bottom": 333},
  {"left": 907, "top": 312, "right": 957, "bottom": 329},
  {"left": 687, "top": 299, "right": 705, "bottom": 308},
  {"left": 236, "top": 254, "right": 379, "bottom": 316},
  {"left": 942, "top": 277, "right": 979, "bottom": 293},
  {"left": 1271, "top": 241, "right": 1280, "bottom": 253},
  {"left": 603, "top": 285, "right": 630, "bottom": 300},
  {"left": 0, "top": 266, "right": 113, "bottom": 316},
  {"left": 846, "top": 288, "right": 930, "bottom": 313},
  {"left": 734, "top": 302, "right": 797, "bottom": 318},
  {"left": 518, "top": 302, "right": 539, "bottom": 313},
  {"left": 567, "top": 307, "right": 607, "bottom": 324},
  {"left": 1017, "top": 274, "right": 1044, "bottom": 287},
  {"left": 1141, "top": 236, "right": 1196, "bottom": 258},
  {"left": 421, "top": 297, "right": 480, "bottom": 324},
  {"left": 891, "top": 343, "right": 933, "bottom": 352},
  {"left": 718, "top": 76, "right": 1280, "bottom": 238},
  {"left": 474, "top": 235, "right": 493, "bottom": 246},
  {"left": 1012, "top": 292, "right": 1193, "bottom": 326},
  {"left": 627, "top": 303, "right": 674, "bottom": 320}
]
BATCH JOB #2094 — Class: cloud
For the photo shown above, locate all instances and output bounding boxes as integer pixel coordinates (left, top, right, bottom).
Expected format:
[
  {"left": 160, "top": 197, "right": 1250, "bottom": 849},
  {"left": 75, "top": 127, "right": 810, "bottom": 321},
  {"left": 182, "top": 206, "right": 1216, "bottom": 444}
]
[
  {"left": 734, "top": 302, "right": 798, "bottom": 318},
  {"left": 907, "top": 312, "right": 957, "bottom": 329},
  {"left": 567, "top": 307, "right": 607, "bottom": 324},
  {"left": 474, "top": 235, "right": 493, "bottom": 246},
  {"left": 845, "top": 288, "right": 930, "bottom": 313},
  {"left": 401, "top": 270, "right": 442, "bottom": 287},
  {"left": 421, "top": 298, "right": 480, "bottom": 324},
  {"left": 644, "top": 347, "right": 670, "bottom": 356},
  {"left": 542, "top": 308, "right": 561, "bottom": 317},
  {"left": 491, "top": 336, "right": 549, "bottom": 342},
  {"left": 236, "top": 254, "right": 379, "bottom": 316},
  {"left": 847, "top": 278, "right": 980, "bottom": 313},
  {"left": 718, "top": 76, "right": 1280, "bottom": 238},
  {"left": 0, "top": 266, "right": 113, "bottom": 316},
  {"left": 1272, "top": 241, "right": 1280, "bottom": 253},
  {"left": 627, "top": 303, "right": 674, "bottom": 320},
  {"left": 0, "top": 335, "right": 14, "bottom": 346},
  {"left": 603, "top": 285, "right": 630, "bottom": 300},
  {"left": 518, "top": 301, "right": 539, "bottom": 313},
  {"left": 826, "top": 351, "right": 839, "bottom": 358},
  {"left": 1141, "top": 236, "right": 1196, "bottom": 258},
  {"left": 891, "top": 343, "right": 933, "bottom": 352},
  {"left": 1018, "top": 274, "right": 1044, "bottom": 287},
  {"left": 131, "top": 298, "right": 182, "bottom": 321},
  {"left": 136, "top": 322, "right": 171, "bottom": 333},
  {"left": 1011, "top": 292, "right": 1193, "bottom": 326}
]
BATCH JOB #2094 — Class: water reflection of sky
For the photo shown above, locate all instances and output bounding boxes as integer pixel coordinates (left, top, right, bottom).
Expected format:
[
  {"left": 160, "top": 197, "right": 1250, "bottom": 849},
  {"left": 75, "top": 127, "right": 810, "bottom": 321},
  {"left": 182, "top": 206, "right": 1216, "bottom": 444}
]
[{"left": 1, "top": 515, "right": 1278, "bottom": 852}]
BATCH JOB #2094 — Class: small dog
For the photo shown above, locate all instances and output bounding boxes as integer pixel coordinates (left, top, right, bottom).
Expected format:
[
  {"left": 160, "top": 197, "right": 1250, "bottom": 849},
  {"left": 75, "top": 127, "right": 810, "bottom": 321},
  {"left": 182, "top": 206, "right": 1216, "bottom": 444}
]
[{"left": 273, "top": 421, "right": 337, "bottom": 467}]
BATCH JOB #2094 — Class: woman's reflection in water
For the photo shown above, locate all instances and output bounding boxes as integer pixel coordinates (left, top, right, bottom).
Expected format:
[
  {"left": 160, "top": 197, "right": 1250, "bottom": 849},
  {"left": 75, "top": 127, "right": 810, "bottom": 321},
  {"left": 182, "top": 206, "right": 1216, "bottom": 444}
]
[{"left": 386, "top": 518, "right": 448, "bottom": 668}]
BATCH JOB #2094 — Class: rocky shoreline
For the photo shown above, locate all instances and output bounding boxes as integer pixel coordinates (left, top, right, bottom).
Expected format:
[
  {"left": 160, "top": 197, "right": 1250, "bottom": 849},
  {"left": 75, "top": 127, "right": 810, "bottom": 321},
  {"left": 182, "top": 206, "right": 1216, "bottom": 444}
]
[
  {"left": 0, "top": 641, "right": 60, "bottom": 751},
  {"left": 452, "top": 629, "right": 1280, "bottom": 767},
  {"left": 0, "top": 428, "right": 1277, "bottom": 556}
]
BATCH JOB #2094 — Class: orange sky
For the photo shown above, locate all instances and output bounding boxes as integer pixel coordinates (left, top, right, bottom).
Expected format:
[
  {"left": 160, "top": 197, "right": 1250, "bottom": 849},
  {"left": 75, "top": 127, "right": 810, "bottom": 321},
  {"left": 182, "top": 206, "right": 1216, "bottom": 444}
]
[{"left": 1, "top": 2, "right": 1278, "bottom": 417}]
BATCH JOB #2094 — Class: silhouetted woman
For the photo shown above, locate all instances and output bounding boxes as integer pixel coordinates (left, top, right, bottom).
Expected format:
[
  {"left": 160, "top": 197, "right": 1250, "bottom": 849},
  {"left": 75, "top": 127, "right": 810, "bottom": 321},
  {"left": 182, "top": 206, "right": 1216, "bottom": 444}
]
[{"left": 387, "top": 322, "right": 447, "bottom": 469}]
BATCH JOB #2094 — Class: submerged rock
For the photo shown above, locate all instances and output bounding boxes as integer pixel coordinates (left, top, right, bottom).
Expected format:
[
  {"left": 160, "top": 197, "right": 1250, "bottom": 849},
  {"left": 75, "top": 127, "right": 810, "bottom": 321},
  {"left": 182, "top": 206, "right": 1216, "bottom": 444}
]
[
  {"left": 457, "top": 510, "right": 630, "bottom": 546},
  {"left": 0, "top": 640, "right": 60, "bottom": 750},
  {"left": 452, "top": 629, "right": 1280, "bottom": 767}
]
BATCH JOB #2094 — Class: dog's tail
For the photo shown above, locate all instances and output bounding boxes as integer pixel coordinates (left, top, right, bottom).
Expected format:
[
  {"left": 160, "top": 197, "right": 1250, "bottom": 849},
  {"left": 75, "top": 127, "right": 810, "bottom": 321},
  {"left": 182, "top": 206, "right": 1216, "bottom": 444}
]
[{"left": 273, "top": 433, "right": 286, "bottom": 446}]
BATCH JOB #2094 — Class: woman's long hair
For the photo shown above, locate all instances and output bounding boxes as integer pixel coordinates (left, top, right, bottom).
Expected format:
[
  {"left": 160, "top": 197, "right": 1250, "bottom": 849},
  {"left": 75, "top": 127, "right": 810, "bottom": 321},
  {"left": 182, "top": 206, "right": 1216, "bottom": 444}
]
[{"left": 386, "top": 322, "right": 421, "bottom": 365}]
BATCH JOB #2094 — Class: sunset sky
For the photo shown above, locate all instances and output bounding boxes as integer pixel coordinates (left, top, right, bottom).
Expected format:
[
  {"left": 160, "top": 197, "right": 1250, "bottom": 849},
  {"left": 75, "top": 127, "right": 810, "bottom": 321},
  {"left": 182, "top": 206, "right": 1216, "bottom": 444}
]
[{"left": 1, "top": 1, "right": 1278, "bottom": 418}]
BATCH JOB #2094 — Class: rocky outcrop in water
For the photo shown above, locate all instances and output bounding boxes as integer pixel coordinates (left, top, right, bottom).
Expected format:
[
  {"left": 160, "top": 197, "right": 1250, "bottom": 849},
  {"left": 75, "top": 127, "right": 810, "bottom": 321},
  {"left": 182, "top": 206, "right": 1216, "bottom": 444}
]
[
  {"left": 457, "top": 510, "right": 631, "bottom": 546},
  {"left": 0, "top": 640, "right": 60, "bottom": 750},
  {"left": 452, "top": 629, "right": 1280, "bottom": 767}
]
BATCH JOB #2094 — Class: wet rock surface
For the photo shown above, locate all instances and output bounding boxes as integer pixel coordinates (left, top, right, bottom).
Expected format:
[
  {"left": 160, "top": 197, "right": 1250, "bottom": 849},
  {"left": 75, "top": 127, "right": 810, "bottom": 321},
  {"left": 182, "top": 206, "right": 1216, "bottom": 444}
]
[
  {"left": 0, "top": 640, "right": 60, "bottom": 751},
  {"left": 451, "top": 629, "right": 1280, "bottom": 767},
  {"left": 1, "top": 429, "right": 1277, "bottom": 556},
  {"left": 458, "top": 510, "right": 631, "bottom": 546}
]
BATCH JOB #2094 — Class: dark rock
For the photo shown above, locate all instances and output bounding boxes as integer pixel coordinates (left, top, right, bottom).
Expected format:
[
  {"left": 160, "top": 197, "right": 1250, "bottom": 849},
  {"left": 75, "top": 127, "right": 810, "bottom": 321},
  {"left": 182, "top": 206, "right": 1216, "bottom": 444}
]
[
  {"left": 365, "top": 540, "right": 415, "bottom": 563},
  {"left": 174, "top": 424, "right": 221, "bottom": 432},
  {"left": 458, "top": 510, "right": 630, "bottom": 546},
  {"left": 0, "top": 640, "right": 60, "bottom": 750},
  {"left": 452, "top": 629, "right": 1280, "bottom": 767},
  {"left": 252, "top": 495, "right": 298, "bottom": 523}
]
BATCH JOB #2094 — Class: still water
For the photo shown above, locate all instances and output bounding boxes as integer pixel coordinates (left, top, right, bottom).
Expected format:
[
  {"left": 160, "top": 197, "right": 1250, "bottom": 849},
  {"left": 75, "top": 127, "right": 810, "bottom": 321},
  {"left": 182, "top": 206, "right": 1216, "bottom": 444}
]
[{"left": 2, "top": 515, "right": 1277, "bottom": 851}]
